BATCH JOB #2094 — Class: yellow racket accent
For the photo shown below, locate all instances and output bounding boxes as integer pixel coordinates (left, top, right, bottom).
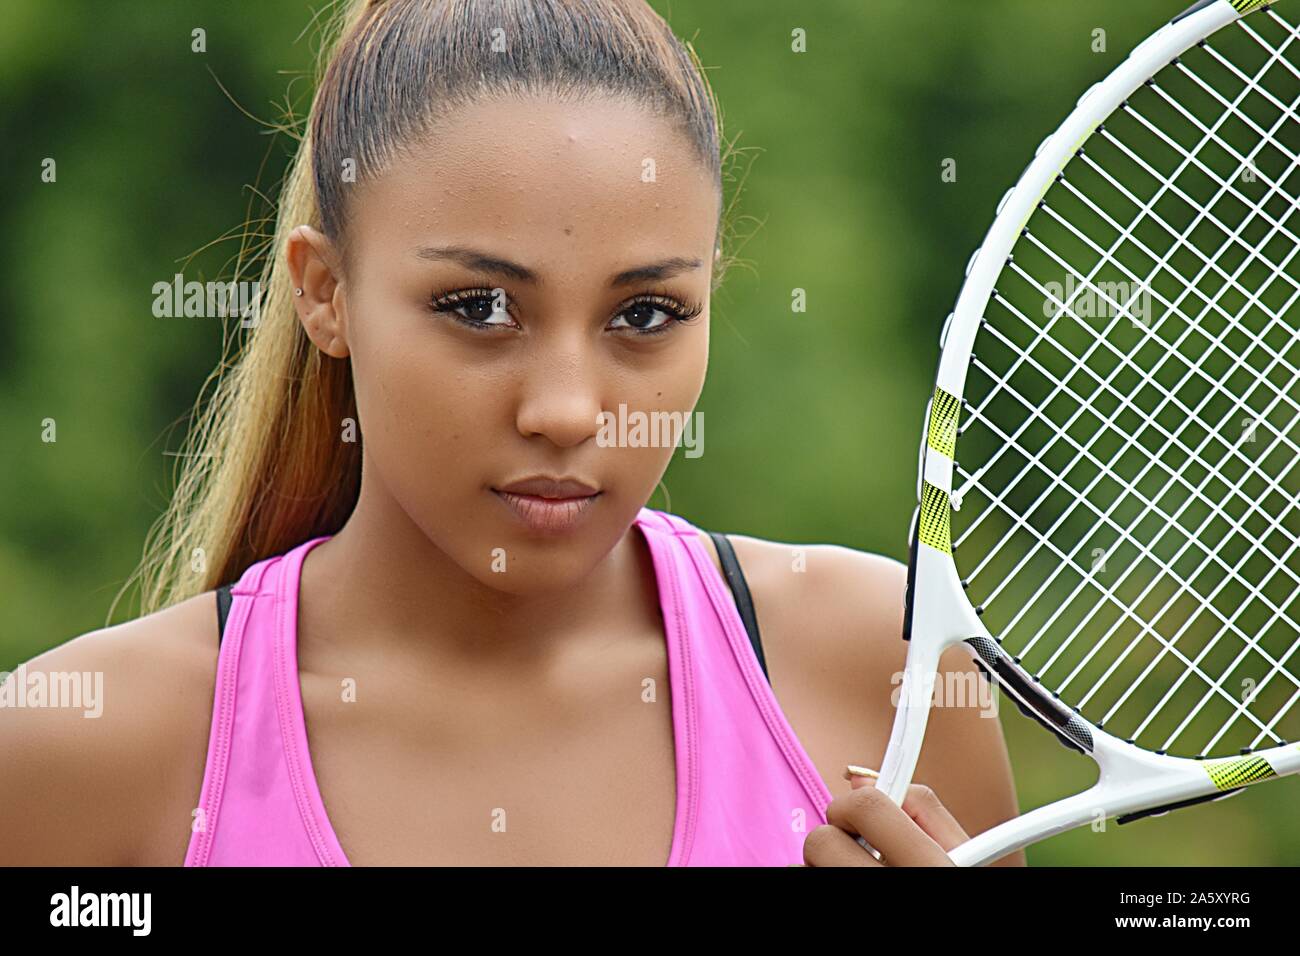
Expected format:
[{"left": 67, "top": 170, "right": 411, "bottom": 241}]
[
  {"left": 918, "top": 482, "right": 952, "bottom": 554},
  {"left": 1202, "top": 754, "right": 1278, "bottom": 790},
  {"left": 927, "top": 388, "right": 961, "bottom": 459}
]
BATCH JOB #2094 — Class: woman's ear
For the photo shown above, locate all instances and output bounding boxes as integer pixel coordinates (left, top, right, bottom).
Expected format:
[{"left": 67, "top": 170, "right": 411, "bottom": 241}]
[{"left": 286, "top": 224, "right": 350, "bottom": 359}]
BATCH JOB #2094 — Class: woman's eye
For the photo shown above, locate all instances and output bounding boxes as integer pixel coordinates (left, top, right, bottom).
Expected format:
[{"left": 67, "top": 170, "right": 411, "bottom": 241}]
[
  {"left": 430, "top": 289, "right": 514, "bottom": 328},
  {"left": 609, "top": 298, "right": 699, "bottom": 335},
  {"left": 430, "top": 289, "right": 700, "bottom": 335}
]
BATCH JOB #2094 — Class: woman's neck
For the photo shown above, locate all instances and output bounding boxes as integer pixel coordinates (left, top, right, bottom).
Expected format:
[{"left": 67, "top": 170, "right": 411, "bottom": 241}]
[{"left": 295, "top": 477, "right": 662, "bottom": 679}]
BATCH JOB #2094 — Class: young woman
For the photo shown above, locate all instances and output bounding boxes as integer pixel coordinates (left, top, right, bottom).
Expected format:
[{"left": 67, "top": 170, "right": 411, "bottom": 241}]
[{"left": 0, "top": 0, "right": 1022, "bottom": 867}]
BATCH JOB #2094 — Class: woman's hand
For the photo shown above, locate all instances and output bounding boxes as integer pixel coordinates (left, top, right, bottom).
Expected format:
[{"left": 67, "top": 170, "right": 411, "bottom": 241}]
[{"left": 796, "top": 766, "right": 970, "bottom": 867}]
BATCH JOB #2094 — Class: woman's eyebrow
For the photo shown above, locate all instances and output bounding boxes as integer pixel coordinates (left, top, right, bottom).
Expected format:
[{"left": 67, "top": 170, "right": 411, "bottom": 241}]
[
  {"left": 413, "top": 245, "right": 702, "bottom": 288},
  {"left": 414, "top": 245, "right": 538, "bottom": 283},
  {"left": 608, "top": 256, "right": 703, "bottom": 287}
]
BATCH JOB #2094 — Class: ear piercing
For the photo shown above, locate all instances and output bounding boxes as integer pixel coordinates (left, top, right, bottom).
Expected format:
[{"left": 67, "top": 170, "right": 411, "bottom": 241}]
[{"left": 294, "top": 287, "right": 304, "bottom": 296}]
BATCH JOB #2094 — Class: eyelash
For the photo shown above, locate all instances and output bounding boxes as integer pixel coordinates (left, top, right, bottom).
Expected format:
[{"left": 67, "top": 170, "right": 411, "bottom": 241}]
[{"left": 427, "top": 287, "right": 703, "bottom": 337}]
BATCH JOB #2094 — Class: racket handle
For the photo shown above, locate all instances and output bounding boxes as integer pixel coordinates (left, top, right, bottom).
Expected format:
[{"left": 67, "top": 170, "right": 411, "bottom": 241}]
[{"left": 851, "top": 639, "right": 945, "bottom": 864}]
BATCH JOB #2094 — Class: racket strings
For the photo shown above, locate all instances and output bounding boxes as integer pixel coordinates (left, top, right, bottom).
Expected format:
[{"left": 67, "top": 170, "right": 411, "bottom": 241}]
[
  {"left": 976, "top": 81, "right": 1300, "bottom": 620},
  {"left": 951, "top": 7, "right": 1300, "bottom": 757},
  {"left": 966, "top": 312, "right": 1300, "bottom": 640},
  {"left": 962, "top": 90, "right": 1300, "bottom": 615},
  {"left": 958, "top": 360, "right": 1300, "bottom": 746},
  {"left": 1052, "top": 160, "right": 1300, "bottom": 449},
  {"left": 957, "top": 22, "right": 1300, "bottom": 532},
  {"left": 966, "top": 298, "right": 1300, "bottom": 613}
]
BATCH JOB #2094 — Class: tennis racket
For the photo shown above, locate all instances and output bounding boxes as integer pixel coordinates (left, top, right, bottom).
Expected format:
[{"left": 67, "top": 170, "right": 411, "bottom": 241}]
[{"left": 877, "top": 0, "right": 1300, "bottom": 866}]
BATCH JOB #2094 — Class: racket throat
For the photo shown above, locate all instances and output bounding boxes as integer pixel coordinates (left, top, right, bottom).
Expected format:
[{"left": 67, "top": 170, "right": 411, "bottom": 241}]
[{"left": 877, "top": 637, "right": 950, "bottom": 804}]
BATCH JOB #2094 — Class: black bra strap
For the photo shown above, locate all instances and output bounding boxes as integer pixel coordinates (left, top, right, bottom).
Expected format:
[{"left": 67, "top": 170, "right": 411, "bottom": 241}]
[
  {"left": 215, "top": 583, "right": 234, "bottom": 646},
  {"left": 707, "top": 531, "right": 769, "bottom": 684}
]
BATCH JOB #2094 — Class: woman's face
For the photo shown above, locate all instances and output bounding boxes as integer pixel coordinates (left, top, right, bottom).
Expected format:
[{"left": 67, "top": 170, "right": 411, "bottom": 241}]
[{"left": 292, "top": 93, "right": 719, "bottom": 594}]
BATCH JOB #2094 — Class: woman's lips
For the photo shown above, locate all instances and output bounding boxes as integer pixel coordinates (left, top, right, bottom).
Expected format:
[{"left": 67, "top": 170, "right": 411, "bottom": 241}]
[{"left": 492, "top": 489, "right": 601, "bottom": 534}]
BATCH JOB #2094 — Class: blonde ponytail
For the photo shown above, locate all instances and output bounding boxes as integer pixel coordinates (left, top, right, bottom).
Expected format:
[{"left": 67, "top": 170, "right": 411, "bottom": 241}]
[{"left": 116, "top": 0, "right": 374, "bottom": 618}]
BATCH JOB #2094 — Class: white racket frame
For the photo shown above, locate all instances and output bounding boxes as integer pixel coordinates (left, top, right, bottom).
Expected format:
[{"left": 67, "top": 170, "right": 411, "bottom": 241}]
[{"left": 878, "top": 0, "right": 1300, "bottom": 867}]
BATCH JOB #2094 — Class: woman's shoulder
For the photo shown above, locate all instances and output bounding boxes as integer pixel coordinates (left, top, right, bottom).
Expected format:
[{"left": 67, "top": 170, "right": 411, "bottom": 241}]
[
  {"left": 0, "top": 590, "right": 221, "bottom": 865},
  {"left": 695, "top": 529, "right": 909, "bottom": 697}
]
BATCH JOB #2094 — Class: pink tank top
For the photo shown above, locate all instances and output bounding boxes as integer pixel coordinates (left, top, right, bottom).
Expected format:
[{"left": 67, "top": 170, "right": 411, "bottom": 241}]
[{"left": 184, "top": 506, "right": 833, "bottom": 866}]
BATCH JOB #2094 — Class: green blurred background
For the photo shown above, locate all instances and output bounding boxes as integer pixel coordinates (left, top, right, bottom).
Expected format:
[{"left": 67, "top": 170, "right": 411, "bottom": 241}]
[{"left": 1, "top": 0, "right": 1293, "bottom": 864}]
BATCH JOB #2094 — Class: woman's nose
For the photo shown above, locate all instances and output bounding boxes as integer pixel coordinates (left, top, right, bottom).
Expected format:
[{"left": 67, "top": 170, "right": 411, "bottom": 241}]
[{"left": 513, "top": 343, "right": 605, "bottom": 449}]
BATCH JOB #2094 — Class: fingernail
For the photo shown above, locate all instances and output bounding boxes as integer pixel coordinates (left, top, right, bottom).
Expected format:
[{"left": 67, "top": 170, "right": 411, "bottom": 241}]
[{"left": 843, "top": 764, "right": 880, "bottom": 781}]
